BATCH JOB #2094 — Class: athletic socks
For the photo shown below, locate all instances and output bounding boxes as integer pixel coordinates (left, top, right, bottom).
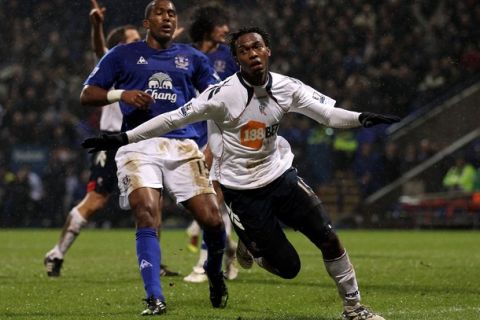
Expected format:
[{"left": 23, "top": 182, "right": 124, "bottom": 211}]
[
  {"left": 136, "top": 228, "right": 164, "bottom": 301},
  {"left": 324, "top": 250, "right": 361, "bottom": 306},
  {"left": 202, "top": 229, "right": 226, "bottom": 275},
  {"left": 219, "top": 202, "right": 232, "bottom": 236},
  {"left": 195, "top": 246, "right": 208, "bottom": 269},
  {"left": 55, "top": 208, "right": 87, "bottom": 257}
]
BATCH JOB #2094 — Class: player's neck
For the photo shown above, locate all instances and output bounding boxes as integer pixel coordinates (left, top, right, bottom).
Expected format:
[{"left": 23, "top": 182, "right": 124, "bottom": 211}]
[
  {"left": 146, "top": 34, "right": 172, "bottom": 50},
  {"left": 241, "top": 71, "right": 268, "bottom": 87}
]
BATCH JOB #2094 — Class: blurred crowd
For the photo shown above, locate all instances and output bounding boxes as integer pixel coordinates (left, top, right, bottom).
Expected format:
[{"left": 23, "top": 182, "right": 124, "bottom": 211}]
[{"left": 0, "top": 0, "right": 479, "bottom": 227}]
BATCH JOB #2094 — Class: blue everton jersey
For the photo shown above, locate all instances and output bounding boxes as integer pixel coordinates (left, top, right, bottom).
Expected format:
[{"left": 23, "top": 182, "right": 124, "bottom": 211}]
[
  {"left": 205, "top": 43, "right": 238, "bottom": 81},
  {"left": 193, "top": 43, "right": 239, "bottom": 147},
  {"left": 84, "top": 41, "right": 218, "bottom": 141}
]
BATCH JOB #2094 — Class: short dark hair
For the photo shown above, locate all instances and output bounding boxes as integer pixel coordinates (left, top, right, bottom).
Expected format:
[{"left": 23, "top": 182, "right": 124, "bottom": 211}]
[
  {"left": 106, "top": 25, "right": 137, "bottom": 49},
  {"left": 144, "top": 0, "right": 174, "bottom": 19},
  {"left": 144, "top": 1, "right": 156, "bottom": 19},
  {"left": 189, "top": 4, "right": 229, "bottom": 43},
  {"left": 229, "top": 26, "right": 271, "bottom": 57}
]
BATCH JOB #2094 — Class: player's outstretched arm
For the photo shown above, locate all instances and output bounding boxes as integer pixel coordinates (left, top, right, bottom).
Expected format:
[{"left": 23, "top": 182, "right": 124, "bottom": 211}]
[{"left": 81, "top": 99, "right": 222, "bottom": 152}]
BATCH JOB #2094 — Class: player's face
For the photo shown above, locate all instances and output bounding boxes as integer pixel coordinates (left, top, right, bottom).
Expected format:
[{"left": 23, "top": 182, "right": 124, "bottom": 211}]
[
  {"left": 143, "top": 0, "right": 177, "bottom": 43},
  {"left": 125, "top": 29, "right": 141, "bottom": 44},
  {"left": 210, "top": 24, "right": 229, "bottom": 44},
  {"left": 235, "top": 33, "right": 271, "bottom": 80}
]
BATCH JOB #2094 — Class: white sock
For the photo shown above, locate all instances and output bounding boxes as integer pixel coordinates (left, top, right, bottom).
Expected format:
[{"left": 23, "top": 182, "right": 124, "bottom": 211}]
[
  {"left": 57, "top": 208, "right": 87, "bottom": 255},
  {"left": 219, "top": 202, "right": 232, "bottom": 236},
  {"left": 45, "top": 245, "right": 63, "bottom": 260},
  {"left": 194, "top": 248, "right": 208, "bottom": 271},
  {"left": 324, "top": 251, "right": 361, "bottom": 307}
]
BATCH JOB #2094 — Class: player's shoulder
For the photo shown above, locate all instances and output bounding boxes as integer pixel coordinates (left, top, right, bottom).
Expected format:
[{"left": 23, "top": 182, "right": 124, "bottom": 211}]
[
  {"left": 208, "top": 73, "right": 237, "bottom": 90},
  {"left": 174, "top": 43, "right": 206, "bottom": 57},
  {"left": 106, "top": 41, "right": 147, "bottom": 58},
  {"left": 114, "top": 40, "right": 145, "bottom": 52},
  {"left": 270, "top": 72, "right": 303, "bottom": 89},
  {"left": 216, "top": 43, "right": 236, "bottom": 61},
  {"left": 217, "top": 43, "right": 232, "bottom": 54},
  {"left": 201, "top": 73, "right": 241, "bottom": 99},
  {"left": 270, "top": 71, "right": 300, "bottom": 83}
]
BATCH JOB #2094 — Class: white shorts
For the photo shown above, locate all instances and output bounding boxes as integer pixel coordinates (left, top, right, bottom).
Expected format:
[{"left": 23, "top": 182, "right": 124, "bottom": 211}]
[{"left": 115, "top": 137, "right": 214, "bottom": 210}]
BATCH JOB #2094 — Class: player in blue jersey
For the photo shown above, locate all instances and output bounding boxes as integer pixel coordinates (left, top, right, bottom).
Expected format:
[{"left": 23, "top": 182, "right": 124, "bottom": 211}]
[
  {"left": 183, "top": 3, "right": 240, "bottom": 284},
  {"left": 80, "top": 0, "right": 228, "bottom": 315},
  {"left": 43, "top": 0, "right": 178, "bottom": 279}
]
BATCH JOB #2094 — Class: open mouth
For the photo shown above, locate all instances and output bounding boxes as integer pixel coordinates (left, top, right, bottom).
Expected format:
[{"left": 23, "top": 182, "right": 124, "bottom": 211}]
[
  {"left": 161, "top": 25, "right": 172, "bottom": 33},
  {"left": 250, "top": 61, "right": 263, "bottom": 70}
]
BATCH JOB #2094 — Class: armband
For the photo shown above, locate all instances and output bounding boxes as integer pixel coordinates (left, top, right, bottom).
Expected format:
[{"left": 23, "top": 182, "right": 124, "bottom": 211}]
[{"left": 106, "top": 90, "right": 125, "bottom": 103}]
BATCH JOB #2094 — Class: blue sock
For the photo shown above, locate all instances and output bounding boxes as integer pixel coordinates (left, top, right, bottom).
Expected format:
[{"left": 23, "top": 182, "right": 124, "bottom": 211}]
[
  {"left": 203, "top": 229, "right": 226, "bottom": 275},
  {"left": 136, "top": 228, "right": 164, "bottom": 301}
]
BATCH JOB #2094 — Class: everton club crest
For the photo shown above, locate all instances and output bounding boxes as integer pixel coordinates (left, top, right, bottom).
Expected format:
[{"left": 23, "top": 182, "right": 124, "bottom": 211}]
[{"left": 174, "top": 55, "right": 189, "bottom": 70}]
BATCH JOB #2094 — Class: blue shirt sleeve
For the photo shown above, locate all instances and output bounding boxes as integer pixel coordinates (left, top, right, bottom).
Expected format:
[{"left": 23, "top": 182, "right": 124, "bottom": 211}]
[{"left": 84, "top": 46, "right": 121, "bottom": 89}]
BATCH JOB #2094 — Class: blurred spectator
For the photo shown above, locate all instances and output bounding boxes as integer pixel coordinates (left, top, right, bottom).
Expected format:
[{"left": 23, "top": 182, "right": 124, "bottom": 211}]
[
  {"left": 2, "top": 165, "right": 43, "bottom": 227},
  {"left": 442, "top": 154, "right": 476, "bottom": 192},
  {"left": 461, "top": 41, "right": 480, "bottom": 73},
  {"left": 380, "top": 141, "right": 402, "bottom": 184},
  {"left": 333, "top": 130, "right": 358, "bottom": 172},
  {"left": 353, "top": 143, "right": 383, "bottom": 197},
  {"left": 417, "top": 59, "right": 447, "bottom": 103},
  {"left": 305, "top": 127, "right": 334, "bottom": 188},
  {"left": 416, "top": 138, "right": 437, "bottom": 163},
  {"left": 401, "top": 143, "right": 419, "bottom": 173},
  {"left": 474, "top": 167, "right": 480, "bottom": 191}
]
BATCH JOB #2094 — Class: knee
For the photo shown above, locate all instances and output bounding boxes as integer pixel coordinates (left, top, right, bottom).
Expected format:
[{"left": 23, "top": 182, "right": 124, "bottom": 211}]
[
  {"left": 278, "top": 257, "right": 301, "bottom": 279},
  {"left": 132, "top": 202, "right": 159, "bottom": 228},
  {"left": 267, "top": 241, "right": 301, "bottom": 279},
  {"left": 78, "top": 192, "right": 109, "bottom": 217},
  {"left": 198, "top": 205, "right": 224, "bottom": 232}
]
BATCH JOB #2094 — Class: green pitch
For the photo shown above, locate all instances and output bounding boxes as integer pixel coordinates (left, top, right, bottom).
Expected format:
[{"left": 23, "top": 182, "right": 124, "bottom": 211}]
[{"left": 0, "top": 229, "right": 479, "bottom": 319}]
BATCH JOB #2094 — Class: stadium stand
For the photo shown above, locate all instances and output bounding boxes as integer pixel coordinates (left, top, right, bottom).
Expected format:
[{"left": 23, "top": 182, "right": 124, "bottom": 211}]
[{"left": 1, "top": 0, "right": 479, "bottom": 227}]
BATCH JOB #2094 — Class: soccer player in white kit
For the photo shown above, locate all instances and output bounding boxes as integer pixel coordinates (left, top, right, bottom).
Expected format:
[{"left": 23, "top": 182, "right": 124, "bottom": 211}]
[{"left": 83, "top": 26, "right": 399, "bottom": 320}]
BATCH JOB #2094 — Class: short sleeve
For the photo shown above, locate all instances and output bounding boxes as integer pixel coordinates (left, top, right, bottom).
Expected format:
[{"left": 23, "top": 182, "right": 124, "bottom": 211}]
[{"left": 84, "top": 46, "right": 121, "bottom": 89}]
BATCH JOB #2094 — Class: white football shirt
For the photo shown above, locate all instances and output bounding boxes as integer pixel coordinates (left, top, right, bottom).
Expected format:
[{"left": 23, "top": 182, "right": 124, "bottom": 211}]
[
  {"left": 100, "top": 101, "right": 123, "bottom": 132},
  {"left": 127, "top": 72, "right": 361, "bottom": 189}
]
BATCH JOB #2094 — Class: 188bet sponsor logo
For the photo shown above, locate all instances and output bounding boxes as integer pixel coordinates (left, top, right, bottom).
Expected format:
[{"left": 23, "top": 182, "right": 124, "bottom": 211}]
[{"left": 240, "top": 120, "right": 279, "bottom": 149}]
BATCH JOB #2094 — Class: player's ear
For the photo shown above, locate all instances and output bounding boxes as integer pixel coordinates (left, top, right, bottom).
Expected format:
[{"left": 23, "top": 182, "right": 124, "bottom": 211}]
[
  {"left": 143, "top": 19, "right": 150, "bottom": 30},
  {"left": 266, "top": 47, "right": 271, "bottom": 57}
]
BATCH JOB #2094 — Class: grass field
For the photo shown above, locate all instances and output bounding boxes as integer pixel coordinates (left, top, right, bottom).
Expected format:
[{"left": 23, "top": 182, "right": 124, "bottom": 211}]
[{"left": 0, "top": 229, "right": 479, "bottom": 319}]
